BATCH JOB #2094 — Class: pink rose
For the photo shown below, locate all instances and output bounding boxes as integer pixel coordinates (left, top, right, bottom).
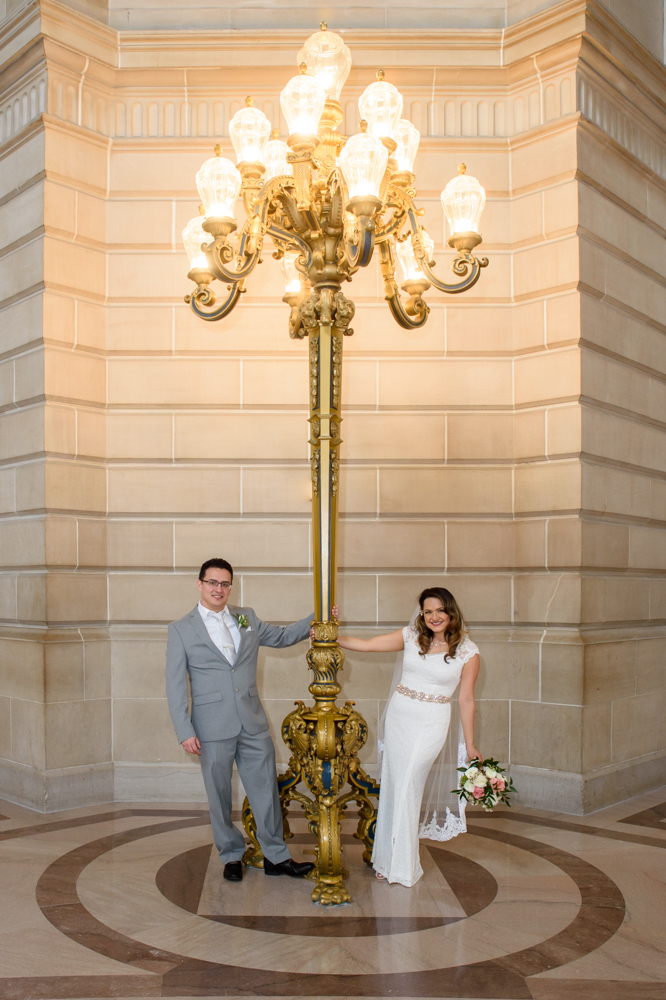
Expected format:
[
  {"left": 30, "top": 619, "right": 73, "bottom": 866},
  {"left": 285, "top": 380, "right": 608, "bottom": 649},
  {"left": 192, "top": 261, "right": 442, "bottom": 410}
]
[{"left": 473, "top": 785, "right": 484, "bottom": 799}]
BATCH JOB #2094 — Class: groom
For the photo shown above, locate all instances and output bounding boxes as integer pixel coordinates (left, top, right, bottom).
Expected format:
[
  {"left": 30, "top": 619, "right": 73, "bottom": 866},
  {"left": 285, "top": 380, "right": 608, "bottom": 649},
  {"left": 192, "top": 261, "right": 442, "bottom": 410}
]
[{"left": 165, "top": 557, "right": 315, "bottom": 882}]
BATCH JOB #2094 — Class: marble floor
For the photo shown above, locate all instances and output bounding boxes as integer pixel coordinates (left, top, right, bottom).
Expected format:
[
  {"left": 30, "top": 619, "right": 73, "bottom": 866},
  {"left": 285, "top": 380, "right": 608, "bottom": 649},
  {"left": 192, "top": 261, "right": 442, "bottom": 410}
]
[{"left": 0, "top": 789, "right": 665, "bottom": 999}]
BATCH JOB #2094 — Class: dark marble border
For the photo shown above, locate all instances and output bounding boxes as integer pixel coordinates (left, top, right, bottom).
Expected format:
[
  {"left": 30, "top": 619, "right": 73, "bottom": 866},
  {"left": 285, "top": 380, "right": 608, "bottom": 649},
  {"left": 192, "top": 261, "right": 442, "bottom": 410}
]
[
  {"left": 620, "top": 801, "right": 666, "bottom": 832},
  {"left": 528, "top": 981, "right": 666, "bottom": 999},
  {"left": 154, "top": 840, "right": 497, "bottom": 936},
  {"left": 469, "top": 811, "right": 666, "bottom": 850},
  {"left": 0, "top": 975, "right": 160, "bottom": 998},
  {"left": 18, "top": 812, "right": 631, "bottom": 998},
  {"left": 0, "top": 808, "right": 208, "bottom": 843},
  {"left": 428, "top": 839, "right": 498, "bottom": 916},
  {"left": 467, "top": 825, "right": 625, "bottom": 979}
]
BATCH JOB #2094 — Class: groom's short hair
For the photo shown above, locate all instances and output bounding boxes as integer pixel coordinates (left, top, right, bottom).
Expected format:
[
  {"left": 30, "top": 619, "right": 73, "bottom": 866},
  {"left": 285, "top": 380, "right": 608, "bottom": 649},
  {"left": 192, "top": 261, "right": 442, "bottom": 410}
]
[{"left": 199, "top": 557, "right": 234, "bottom": 582}]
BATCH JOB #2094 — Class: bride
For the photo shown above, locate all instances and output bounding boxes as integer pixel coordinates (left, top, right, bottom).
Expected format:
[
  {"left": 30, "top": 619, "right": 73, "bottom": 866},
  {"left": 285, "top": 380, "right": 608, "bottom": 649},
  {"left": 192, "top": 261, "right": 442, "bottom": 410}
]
[{"left": 336, "top": 587, "right": 480, "bottom": 887}]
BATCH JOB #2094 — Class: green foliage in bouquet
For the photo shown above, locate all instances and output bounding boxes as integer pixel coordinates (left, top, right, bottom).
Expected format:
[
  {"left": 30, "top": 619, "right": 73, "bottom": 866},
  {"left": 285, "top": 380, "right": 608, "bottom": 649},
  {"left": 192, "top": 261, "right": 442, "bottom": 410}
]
[{"left": 452, "top": 757, "right": 516, "bottom": 811}]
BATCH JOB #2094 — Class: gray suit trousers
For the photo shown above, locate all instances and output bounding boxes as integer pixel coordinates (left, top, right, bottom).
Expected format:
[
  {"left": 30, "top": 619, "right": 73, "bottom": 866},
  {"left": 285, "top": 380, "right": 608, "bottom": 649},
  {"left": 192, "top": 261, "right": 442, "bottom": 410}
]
[{"left": 200, "top": 728, "right": 291, "bottom": 865}]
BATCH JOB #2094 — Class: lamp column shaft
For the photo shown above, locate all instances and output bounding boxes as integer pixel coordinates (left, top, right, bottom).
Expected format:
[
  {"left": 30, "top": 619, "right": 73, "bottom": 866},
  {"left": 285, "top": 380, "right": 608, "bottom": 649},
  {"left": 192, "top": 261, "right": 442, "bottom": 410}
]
[
  {"left": 310, "top": 303, "right": 340, "bottom": 622},
  {"left": 243, "top": 281, "right": 379, "bottom": 906},
  {"left": 304, "top": 287, "right": 351, "bottom": 905}
]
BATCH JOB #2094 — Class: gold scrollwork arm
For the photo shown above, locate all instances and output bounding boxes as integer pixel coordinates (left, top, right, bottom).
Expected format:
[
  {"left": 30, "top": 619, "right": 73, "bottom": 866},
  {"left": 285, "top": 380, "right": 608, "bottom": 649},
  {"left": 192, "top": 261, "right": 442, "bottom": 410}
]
[
  {"left": 343, "top": 211, "right": 376, "bottom": 270},
  {"left": 204, "top": 230, "right": 261, "bottom": 284},
  {"left": 268, "top": 224, "right": 313, "bottom": 273},
  {"left": 405, "top": 207, "right": 488, "bottom": 295},
  {"left": 328, "top": 167, "right": 376, "bottom": 272},
  {"left": 262, "top": 175, "right": 311, "bottom": 234},
  {"left": 379, "top": 240, "right": 430, "bottom": 330},
  {"left": 283, "top": 290, "right": 307, "bottom": 339},
  {"left": 203, "top": 201, "right": 270, "bottom": 284},
  {"left": 374, "top": 176, "right": 413, "bottom": 244},
  {"left": 185, "top": 276, "right": 245, "bottom": 323}
]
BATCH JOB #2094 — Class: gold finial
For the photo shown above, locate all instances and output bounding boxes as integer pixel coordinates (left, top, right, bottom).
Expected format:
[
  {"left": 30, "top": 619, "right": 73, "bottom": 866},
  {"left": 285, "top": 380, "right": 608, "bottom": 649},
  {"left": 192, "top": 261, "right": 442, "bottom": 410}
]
[
  {"left": 214, "top": 143, "right": 221, "bottom": 156},
  {"left": 245, "top": 95, "right": 254, "bottom": 107},
  {"left": 320, "top": 20, "right": 327, "bottom": 30},
  {"left": 198, "top": 203, "right": 205, "bottom": 216},
  {"left": 272, "top": 128, "right": 279, "bottom": 139},
  {"left": 376, "top": 69, "right": 385, "bottom": 81},
  {"left": 359, "top": 119, "right": 368, "bottom": 132},
  {"left": 458, "top": 163, "right": 466, "bottom": 174},
  {"left": 299, "top": 61, "right": 308, "bottom": 75}
]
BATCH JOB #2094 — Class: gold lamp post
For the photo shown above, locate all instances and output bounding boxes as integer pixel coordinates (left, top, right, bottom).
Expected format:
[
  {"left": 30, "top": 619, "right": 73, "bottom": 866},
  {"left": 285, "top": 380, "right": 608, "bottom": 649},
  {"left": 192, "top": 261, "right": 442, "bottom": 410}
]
[{"left": 183, "top": 24, "right": 488, "bottom": 905}]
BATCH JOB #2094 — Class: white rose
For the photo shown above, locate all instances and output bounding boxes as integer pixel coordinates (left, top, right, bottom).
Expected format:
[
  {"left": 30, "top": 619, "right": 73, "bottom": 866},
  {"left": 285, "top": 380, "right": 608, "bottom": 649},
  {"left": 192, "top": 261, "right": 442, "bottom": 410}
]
[
  {"left": 465, "top": 767, "right": 479, "bottom": 779},
  {"left": 473, "top": 774, "right": 488, "bottom": 788},
  {"left": 485, "top": 768, "right": 497, "bottom": 779},
  {"left": 464, "top": 781, "right": 475, "bottom": 793}
]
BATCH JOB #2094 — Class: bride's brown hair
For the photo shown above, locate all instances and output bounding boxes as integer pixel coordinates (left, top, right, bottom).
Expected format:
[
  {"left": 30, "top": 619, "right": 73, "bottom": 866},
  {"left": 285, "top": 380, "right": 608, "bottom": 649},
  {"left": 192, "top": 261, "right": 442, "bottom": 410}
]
[{"left": 414, "top": 587, "right": 465, "bottom": 659}]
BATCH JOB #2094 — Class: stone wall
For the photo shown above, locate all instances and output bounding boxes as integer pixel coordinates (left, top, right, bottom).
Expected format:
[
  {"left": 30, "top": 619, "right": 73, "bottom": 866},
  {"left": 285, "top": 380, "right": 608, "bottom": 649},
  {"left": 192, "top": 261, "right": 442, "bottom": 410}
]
[
  {"left": 0, "top": 0, "right": 665, "bottom": 812},
  {"left": 1, "top": 0, "right": 664, "bottom": 60}
]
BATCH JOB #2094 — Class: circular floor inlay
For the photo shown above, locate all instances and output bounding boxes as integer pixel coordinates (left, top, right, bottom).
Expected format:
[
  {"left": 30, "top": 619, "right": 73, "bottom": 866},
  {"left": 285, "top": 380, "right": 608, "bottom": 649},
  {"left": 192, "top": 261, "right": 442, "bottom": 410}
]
[
  {"left": 154, "top": 840, "right": 498, "bottom": 936},
  {"left": 35, "top": 814, "right": 626, "bottom": 996}
]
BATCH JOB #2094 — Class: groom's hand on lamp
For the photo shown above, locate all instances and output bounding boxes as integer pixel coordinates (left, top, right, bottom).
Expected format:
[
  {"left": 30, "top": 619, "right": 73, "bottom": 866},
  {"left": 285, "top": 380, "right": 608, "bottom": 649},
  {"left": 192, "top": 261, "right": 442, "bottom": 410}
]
[
  {"left": 182, "top": 736, "right": 201, "bottom": 756},
  {"left": 309, "top": 606, "right": 341, "bottom": 640}
]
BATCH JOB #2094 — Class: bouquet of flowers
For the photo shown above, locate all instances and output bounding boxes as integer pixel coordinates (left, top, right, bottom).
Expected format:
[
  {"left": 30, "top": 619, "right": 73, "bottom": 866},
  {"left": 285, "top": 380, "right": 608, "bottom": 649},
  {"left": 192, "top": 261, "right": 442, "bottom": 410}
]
[{"left": 453, "top": 757, "right": 516, "bottom": 811}]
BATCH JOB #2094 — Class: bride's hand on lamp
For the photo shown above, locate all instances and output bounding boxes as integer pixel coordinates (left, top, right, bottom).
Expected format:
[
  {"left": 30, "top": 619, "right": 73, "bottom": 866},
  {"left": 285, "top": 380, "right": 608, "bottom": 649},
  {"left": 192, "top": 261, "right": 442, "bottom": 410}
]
[{"left": 309, "top": 606, "right": 341, "bottom": 640}]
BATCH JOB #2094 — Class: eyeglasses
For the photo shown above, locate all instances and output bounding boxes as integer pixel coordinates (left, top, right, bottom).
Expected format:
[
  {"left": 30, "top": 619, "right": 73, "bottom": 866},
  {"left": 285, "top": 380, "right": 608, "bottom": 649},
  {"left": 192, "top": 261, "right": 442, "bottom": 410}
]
[{"left": 202, "top": 580, "right": 232, "bottom": 589}]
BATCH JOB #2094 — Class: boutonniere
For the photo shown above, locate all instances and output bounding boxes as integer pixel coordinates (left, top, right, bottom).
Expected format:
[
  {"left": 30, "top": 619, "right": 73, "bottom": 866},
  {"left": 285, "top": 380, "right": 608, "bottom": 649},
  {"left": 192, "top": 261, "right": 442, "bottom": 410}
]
[{"left": 234, "top": 614, "right": 249, "bottom": 629}]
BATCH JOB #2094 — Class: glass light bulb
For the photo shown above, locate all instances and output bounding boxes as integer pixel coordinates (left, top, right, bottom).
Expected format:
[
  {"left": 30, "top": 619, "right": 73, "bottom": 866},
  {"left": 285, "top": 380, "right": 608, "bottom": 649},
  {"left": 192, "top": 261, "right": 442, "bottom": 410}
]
[
  {"left": 196, "top": 154, "right": 242, "bottom": 219},
  {"left": 441, "top": 164, "right": 486, "bottom": 236},
  {"left": 396, "top": 230, "right": 434, "bottom": 282},
  {"left": 358, "top": 73, "right": 403, "bottom": 138},
  {"left": 229, "top": 101, "right": 271, "bottom": 164},
  {"left": 281, "top": 251, "right": 302, "bottom": 294},
  {"left": 182, "top": 216, "right": 209, "bottom": 269},
  {"left": 338, "top": 131, "right": 388, "bottom": 199},
  {"left": 264, "top": 135, "right": 293, "bottom": 180},
  {"left": 395, "top": 118, "right": 420, "bottom": 171},
  {"left": 298, "top": 26, "right": 352, "bottom": 101},
  {"left": 280, "top": 69, "right": 326, "bottom": 137}
]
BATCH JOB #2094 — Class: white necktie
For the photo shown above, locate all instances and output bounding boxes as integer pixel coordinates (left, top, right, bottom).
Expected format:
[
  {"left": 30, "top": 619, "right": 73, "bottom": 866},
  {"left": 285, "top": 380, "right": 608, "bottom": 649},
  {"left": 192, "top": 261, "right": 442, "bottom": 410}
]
[{"left": 214, "top": 611, "right": 236, "bottom": 665}]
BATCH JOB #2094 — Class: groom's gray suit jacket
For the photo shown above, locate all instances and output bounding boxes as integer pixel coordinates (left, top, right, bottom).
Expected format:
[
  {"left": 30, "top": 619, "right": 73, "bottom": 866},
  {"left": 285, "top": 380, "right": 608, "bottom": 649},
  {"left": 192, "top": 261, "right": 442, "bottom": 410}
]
[{"left": 166, "top": 604, "right": 312, "bottom": 744}]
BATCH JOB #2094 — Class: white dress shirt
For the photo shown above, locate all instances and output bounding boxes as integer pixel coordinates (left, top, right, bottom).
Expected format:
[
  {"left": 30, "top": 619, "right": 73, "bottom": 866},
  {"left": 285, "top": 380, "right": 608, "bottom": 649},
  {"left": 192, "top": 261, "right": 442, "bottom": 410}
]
[{"left": 198, "top": 602, "right": 241, "bottom": 663}]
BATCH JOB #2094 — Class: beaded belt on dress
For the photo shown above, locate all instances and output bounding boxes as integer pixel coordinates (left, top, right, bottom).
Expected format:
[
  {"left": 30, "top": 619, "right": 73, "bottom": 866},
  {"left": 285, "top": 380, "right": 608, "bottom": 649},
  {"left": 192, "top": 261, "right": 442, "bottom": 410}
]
[{"left": 396, "top": 683, "right": 450, "bottom": 704}]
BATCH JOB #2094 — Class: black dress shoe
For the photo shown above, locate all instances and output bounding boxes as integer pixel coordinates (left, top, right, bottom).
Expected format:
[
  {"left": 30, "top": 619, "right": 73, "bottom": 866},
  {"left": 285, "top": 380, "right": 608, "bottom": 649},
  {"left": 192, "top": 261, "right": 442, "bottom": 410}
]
[
  {"left": 223, "top": 861, "right": 243, "bottom": 881},
  {"left": 263, "top": 857, "right": 315, "bottom": 878}
]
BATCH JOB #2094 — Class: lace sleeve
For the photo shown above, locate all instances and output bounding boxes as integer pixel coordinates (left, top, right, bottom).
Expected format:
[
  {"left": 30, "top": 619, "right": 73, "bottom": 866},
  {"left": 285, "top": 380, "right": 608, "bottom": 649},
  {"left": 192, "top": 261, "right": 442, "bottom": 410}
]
[
  {"left": 402, "top": 624, "right": 417, "bottom": 644},
  {"left": 457, "top": 637, "right": 479, "bottom": 664}
]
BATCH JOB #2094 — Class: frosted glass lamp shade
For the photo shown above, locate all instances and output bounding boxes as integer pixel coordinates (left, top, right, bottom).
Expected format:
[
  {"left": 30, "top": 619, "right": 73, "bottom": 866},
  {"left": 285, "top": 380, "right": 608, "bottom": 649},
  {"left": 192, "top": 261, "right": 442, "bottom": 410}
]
[
  {"left": 338, "top": 131, "right": 388, "bottom": 199},
  {"left": 229, "top": 102, "right": 271, "bottom": 164},
  {"left": 182, "top": 216, "right": 209, "bottom": 269},
  {"left": 395, "top": 118, "right": 420, "bottom": 171},
  {"left": 264, "top": 136, "right": 293, "bottom": 180},
  {"left": 281, "top": 251, "right": 302, "bottom": 294},
  {"left": 298, "top": 27, "right": 351, "bottom": 101},
  {"left": 441, "top": 164, "right": 486, "bottom": 236},
  {"left": 396, "top": 229, "right": 434, "bottom": 282},
  {"left": 280, "top": 71, "right": 326, "bottom": 137},
  {"left": 196, "top": 155, "right": 242, "bottom": 219},
  {"left": 358, "top": 76, "right": 403, "bottom": 138}
]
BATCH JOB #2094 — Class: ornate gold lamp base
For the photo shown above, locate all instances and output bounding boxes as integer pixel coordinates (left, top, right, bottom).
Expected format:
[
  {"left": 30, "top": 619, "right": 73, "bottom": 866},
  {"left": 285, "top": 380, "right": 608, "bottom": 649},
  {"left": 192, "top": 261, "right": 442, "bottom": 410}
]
[{"left": 241, "top": 624, "right": 380, "bottom": 905}]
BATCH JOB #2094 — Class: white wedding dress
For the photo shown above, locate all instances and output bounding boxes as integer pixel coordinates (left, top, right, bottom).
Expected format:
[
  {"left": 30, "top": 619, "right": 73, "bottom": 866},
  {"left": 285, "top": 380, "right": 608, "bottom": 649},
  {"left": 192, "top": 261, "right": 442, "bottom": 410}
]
[{"left": 371, "top": 626, "right": 479, "bottom": 886}]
